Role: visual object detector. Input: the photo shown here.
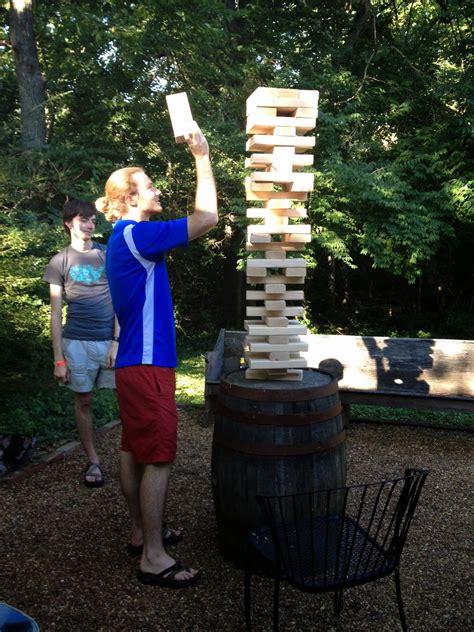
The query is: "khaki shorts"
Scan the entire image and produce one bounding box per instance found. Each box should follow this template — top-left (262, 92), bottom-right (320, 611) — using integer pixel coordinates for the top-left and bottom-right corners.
top-left (62, 338), bottom-right (116, 392)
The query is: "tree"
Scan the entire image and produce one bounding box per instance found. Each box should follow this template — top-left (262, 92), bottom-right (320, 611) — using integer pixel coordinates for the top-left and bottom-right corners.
top-left (9, 0), bottom-right (46, 149)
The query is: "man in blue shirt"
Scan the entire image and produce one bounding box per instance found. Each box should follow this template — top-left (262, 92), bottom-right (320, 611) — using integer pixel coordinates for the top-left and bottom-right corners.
top-left (96, 122), bottom-right (217, 588)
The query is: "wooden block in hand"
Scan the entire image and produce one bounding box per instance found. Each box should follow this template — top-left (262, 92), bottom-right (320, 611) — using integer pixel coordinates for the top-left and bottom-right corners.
top-left (166, 92), bottom-right (194, 144)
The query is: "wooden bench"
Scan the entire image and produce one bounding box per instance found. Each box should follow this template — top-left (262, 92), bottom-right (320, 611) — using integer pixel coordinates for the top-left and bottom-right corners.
top-left (204, 329), bottom-right (474, 425)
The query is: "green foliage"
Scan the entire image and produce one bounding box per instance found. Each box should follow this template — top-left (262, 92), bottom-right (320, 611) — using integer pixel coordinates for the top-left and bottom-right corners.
top-left (352, 405), bottom-right (474, 430)
top-left (0, 218), bottom-right (60, 390)
top-left (0, 388), bottom-right (118, 446)
top-left (0, 0), bottom-right (472, 398)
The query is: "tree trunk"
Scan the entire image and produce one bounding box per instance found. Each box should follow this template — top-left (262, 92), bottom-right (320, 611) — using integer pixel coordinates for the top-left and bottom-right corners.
top-left (9, 0), bottom-right (46, 149)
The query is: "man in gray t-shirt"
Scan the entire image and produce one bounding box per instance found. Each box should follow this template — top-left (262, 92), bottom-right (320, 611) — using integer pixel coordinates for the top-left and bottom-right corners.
top-left (43, 200), bottom-right (119, 487)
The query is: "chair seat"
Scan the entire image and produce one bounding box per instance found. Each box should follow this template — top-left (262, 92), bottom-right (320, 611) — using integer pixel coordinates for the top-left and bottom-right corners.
top-left (245, 469), bottom-right (429, 631)
top-left (250, 514), bottom-right (397, 592)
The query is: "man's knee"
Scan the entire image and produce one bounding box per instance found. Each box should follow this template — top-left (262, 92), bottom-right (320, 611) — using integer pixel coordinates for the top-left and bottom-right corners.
top-left (75, 391), bottom-right (92, 412)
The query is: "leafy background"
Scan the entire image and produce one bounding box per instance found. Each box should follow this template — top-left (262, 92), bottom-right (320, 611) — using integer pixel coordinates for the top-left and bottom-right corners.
top-left (0, 0), bottom-right (472, 436)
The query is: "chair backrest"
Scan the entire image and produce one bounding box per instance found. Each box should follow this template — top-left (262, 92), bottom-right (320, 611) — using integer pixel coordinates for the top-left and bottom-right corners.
top-left (256, 468), bottom-right (429, 591)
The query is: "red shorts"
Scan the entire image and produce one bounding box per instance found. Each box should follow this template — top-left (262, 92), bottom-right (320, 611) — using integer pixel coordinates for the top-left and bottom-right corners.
top-left (116, 366), bottom-right (178, 464)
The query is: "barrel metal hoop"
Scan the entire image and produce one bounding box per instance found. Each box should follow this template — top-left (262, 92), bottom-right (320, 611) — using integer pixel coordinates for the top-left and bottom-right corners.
top-left (216, 401), bottom-right (342, 426)
top-left (212, 429), bottom-right (346, 456)
top-left (219, 371), bottom-right (338, 401)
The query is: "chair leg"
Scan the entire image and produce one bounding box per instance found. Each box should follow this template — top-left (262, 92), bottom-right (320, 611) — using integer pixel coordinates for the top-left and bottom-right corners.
top-left (334, 589), bottom-right (344, 617)
top-left (273, 577), bottom-right (280, 632)
top-left (394, 567), bottom-right (408, 632)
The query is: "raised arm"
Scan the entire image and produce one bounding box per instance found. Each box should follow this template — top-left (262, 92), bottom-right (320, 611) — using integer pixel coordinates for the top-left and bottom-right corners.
top-left (184, 123), bottom-right (218, 241)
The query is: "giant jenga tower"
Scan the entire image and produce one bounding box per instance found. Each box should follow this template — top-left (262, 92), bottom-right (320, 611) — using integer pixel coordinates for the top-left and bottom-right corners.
top-left (244, 87), bottom-right (319, 381)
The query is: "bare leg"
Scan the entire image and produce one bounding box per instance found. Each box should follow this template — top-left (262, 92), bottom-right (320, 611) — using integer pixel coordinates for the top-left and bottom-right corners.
top-left (139, 462), bottom-right (198, 581)
top-left (74, 391), bottom-right (99, 466)
top-left (120, 450), bottom-right (143, 546)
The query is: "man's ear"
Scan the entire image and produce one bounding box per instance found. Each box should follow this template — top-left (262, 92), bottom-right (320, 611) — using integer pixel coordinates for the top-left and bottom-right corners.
top-left (126, 192), bottom-right (138, 207)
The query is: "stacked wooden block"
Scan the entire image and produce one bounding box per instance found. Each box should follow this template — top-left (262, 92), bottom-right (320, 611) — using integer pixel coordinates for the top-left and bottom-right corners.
top-left (244, 87), bottom-right (319, 380)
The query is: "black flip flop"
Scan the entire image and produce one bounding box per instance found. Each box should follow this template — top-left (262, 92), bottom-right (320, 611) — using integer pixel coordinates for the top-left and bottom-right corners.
top-left (137, 562), bottom-right (202, 588)
top-left (83, 462), bottom-right (104, 488)
top-left (126, 524), bottom-right (184, 556)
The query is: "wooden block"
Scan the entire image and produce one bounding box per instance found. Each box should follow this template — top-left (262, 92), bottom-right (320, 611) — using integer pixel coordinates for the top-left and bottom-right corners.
top-left (268, 215), bottom-right (289, 226)
top-left (269, 351), bottom-right (291, 361)
top-left (246, 351), bottom-right (269, 360)
top-left (266, 250), bottom-right (286, 260)
top-left (246, 135), bottom-right (316, 152)
top-left (252, 107), bottom-right (277, 116)
top-left (245, 154), bottom-right (314, 169)
top-left (245, 333), bottom-right (266, 340)
top-left (245, 368), bottom-right (303, 381)
top-left (298, 89), bottom-right (319, 102)
top-left (268, 335), bottom-right (289, 343)
top-left (247, 95), bottom-right (319, 113)
top-left (254, 273), bottom-right (305, 284)
top-left (249, 224), bottom-right (311, 235)
top-left (247, 289), bottom-right (304, 300)
top-left (246, 180), bottom-right (308, 202)
top-left (249, 341), bottom-right (308, 352)
top-left (246, 267), bottom-right (267, 277)
top-left (250, 174), bottom-right (314, 193)
top-left (165, 92), bottom-right (194, 144)
top-left (247, 324), bottom-right (307, 336)
top-left (283, 234), bottom-right (312, 243)
top-left (246, 87), bottom-right (300, 113)
top-left (247, 242), bottom-right (305, 252)
top-left (290, 174), bottom-right (315, 192)
top-left (286, 266), bottom-right (306, 276)
top-left (264, 306), bottom-right (303, 317)
top-left (248, 358), bottom-right (308, 369)
top-left (248, 232), bottom-right (271, 244)
top-left (265, 300), bottom-right (286, 310)
top-left (246, 116), bottom-right (317, 135)
top-left (247, 275), bottom-right (305, 286)
top-left (266, 199), bottom-right (293, 209)
top-left (273, 126), bottom-right (296, 136)
top-left (258, 290), bottom-right (304, 300)
top-left (265, 284), bottom-right (287, 294)
top-left (245, 178), bottom-right (273, 192)
top-left (264, 299), bottom-right (290, 316)
top-left (247, 276), bottom-right (266, 285)
top-left (247, 207), bottom-right (307, 219)
top-left (247, 258), bottom-right (306, 269)
top-left (265, 316), bottom-right (289, 327)
top-left (251, 172), bottom-right (298, 183)
top-left (246, 189), bottom-right (309, 202)
top-left (271, 146), bottom-right (296, 172)
top-left (295, 107), bottom-right (318, 117)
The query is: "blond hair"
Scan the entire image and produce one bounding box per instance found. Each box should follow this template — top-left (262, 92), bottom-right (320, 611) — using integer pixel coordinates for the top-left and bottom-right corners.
top-left (95, 167), bottom-right (144, 222)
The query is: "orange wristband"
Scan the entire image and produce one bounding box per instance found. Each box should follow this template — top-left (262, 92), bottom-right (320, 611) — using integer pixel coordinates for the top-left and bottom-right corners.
top-left (54, 359), bottom-right (67, 367)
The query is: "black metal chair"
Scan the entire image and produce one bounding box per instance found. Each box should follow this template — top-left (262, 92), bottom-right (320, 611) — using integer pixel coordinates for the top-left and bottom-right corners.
top-left (244, 468), bottom-right (429, 631)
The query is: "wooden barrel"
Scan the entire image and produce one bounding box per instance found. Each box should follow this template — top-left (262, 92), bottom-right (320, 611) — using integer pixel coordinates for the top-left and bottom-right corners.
top-left (211, 368), bottom-right (347, 565)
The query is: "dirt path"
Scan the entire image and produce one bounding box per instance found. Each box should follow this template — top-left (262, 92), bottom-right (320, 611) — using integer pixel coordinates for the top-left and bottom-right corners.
top-left (1, 412), bottom-right (472, 631)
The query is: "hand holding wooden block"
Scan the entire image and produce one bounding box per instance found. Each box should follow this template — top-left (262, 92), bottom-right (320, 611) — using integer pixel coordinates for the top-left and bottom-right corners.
top-left (166, 92), bottom-right (194, 144)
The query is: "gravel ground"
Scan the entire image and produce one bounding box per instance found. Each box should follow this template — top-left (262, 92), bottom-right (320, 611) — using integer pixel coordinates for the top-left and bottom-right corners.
top-left (1, 410), bottom-right (472, 632)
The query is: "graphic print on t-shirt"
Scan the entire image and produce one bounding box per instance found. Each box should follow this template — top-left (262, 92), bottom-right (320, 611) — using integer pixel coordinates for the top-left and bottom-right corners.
top-left (70, 264), bottom-right (105, 284)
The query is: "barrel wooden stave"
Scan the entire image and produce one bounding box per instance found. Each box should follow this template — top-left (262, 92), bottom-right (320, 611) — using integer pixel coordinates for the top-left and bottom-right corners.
top-left (211, 369), bottom-right (347, 564)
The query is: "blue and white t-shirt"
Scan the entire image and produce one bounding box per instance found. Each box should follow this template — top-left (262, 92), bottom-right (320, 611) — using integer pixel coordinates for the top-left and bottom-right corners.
top-left (106, 218), bottom-right (188, 369)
